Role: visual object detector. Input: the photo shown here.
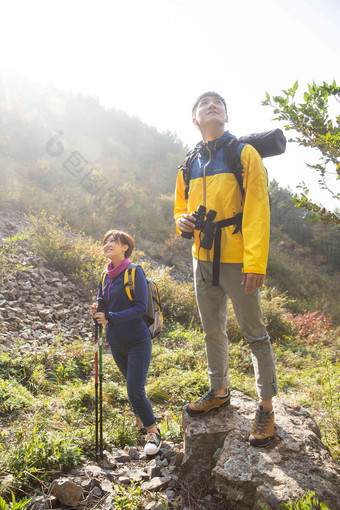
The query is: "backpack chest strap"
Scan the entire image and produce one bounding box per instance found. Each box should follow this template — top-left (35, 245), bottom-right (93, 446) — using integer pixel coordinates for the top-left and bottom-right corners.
top-left (212, 212), bottom-right (243, 286)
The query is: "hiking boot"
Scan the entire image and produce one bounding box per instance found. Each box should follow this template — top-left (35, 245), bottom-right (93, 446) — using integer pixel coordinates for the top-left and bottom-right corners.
top-left (186, 389), bottom-right (231, 416)
top-left (249, 406), bottom-right (274, 447)
top-left (144, 428), bottom-right (162, 455)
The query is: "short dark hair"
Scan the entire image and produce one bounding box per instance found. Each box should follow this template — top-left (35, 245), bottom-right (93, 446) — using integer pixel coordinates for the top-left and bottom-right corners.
top-left (103, 230), bottom-right (135, 258)
top-left (192, 92), bottom-right (227, 116)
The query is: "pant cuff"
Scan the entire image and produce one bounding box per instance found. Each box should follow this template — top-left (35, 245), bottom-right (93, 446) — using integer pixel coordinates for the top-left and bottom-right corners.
top-left (209, 376), bottom-right (230, 391)
top-left (257, 381), bottom-right (278, 400)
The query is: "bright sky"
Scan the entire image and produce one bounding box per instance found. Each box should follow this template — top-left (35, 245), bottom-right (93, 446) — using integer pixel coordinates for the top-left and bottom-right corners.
top-left (1, 0), bottom-right (339, 209)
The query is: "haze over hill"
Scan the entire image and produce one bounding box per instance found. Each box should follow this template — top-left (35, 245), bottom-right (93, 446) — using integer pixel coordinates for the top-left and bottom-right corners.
top-left (0, 76), bottom-right (339, 322)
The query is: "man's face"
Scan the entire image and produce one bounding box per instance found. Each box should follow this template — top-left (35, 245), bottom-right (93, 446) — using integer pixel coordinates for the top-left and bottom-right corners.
top-left (192, 96), bottom-right (228, 130)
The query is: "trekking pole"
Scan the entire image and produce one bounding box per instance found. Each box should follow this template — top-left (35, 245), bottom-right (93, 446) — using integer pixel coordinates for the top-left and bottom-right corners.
top-left (97, 297), bottom-right (107, 460)
top-left (94, 318), bottom-right (99, 460)
top-left (98, 322), bottom-right (103, 459)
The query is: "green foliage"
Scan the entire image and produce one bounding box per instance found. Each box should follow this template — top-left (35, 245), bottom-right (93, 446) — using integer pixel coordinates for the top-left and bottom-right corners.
top-left (113, 483), bottom-right (144, 509)
top-left (148, 266), bottom-right (200, 327)
top-left (269, 180), bottom-right (340, 271)
top-left (0, 493), bottom-right (31, 510)
top-left (3, 423), bottom-right (83, 488)
top-left (146, 369), bottom-right (209, 409)
top-left (61, 380), bottom-right (127, 413)
top-left (226, 286), bottom-right (295, 344)
top-left (258, 490), bottom-right (332, 509)
top-left (159, 409), bottom-right (182, 441)
top-left (267, 243), bottom-right (340, 323)
top-left (0, 233), bottom-right (30, 284)
top-left (26, 210), bottom-right (106, 290)
top-left (0, 378), bottom-right (35, 413)
top-left (263, 81), bottom-right (340, 225)
top-left (105, 409), bottom-right (140, 448)
top-left (0, 340), bottom-right (93, 394)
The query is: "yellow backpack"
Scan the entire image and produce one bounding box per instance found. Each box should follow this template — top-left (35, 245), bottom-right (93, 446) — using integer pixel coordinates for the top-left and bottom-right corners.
top-left (101, 264), bottom-right (163, 339)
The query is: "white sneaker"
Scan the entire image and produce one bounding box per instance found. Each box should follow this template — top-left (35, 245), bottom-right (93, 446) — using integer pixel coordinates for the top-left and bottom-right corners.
top-left (144, 428), bottom-right (162, 455)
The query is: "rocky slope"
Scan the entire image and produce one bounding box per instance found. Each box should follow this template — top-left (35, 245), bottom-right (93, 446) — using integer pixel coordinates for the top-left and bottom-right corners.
top-left (0, 208), bottom-right (222, 510)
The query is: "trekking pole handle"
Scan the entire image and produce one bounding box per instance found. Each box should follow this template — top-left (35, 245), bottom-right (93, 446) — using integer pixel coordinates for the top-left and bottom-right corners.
top-left (97, 297), bottom-right (108, 319)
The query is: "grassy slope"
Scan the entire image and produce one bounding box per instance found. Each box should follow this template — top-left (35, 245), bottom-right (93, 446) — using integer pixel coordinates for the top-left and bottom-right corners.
top-left (0, 217), bottom-right (339, 501)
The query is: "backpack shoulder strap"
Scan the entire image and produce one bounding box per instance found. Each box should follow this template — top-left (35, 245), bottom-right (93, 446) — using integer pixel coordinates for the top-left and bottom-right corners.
top-left (178, 144), bottom-right (202, 200)
top-left (100, 269), bottom-right (107, 295)
top-left (223, 138), bottom-right (246, 200)
top-left (123, 263), bottom-right (139, 301)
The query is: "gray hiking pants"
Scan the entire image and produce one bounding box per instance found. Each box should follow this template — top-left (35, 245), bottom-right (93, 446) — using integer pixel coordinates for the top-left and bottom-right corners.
top-left (193, 259), bottom-right (278, 400)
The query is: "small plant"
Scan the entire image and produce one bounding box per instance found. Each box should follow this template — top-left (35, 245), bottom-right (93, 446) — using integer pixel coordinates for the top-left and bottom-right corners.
top-left (159, 408), bottom-right (182, 441)
top-left (0, 493), bottom-right (31, 510)
top-left (107, 408), bottom-right (139, 448)
top-left (113, 483), bottom-right (144, 509)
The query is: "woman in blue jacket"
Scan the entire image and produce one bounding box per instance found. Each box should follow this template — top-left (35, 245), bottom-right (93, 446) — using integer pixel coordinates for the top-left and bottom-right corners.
top-left (90, 230), bottom-right (161, 455)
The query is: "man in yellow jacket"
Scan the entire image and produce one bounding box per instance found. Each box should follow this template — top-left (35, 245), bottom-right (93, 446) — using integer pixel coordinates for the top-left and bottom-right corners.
top-left (174, 92), bottom-right (278, 446)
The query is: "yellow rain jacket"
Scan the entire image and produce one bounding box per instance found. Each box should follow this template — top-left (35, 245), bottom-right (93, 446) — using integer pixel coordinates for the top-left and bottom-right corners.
top-left (174, 132), bottom-right (270, 274)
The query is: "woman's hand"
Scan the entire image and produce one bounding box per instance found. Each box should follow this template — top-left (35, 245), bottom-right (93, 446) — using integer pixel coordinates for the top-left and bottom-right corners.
top-left (90, 303), bottom-right (98, 317)
top-left (94, 312), bottom-right (108, 325)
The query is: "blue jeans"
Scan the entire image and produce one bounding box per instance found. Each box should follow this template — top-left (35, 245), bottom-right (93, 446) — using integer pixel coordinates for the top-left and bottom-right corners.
top-left (109, 337), bottom-right (155, 429)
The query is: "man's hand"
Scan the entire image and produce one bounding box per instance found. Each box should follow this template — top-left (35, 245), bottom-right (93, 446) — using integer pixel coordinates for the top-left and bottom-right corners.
top-left (241, 273), bottom-right (265, 294)
top-left (178, 213), bottom-right (196, 233)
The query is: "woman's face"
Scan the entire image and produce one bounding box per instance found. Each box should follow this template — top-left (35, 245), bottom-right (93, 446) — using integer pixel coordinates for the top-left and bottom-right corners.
top-left (103, 235), bottom-right (128, 261)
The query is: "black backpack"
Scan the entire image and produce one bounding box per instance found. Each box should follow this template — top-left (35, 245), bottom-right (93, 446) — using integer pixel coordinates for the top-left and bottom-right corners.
top-left (178, 128), bottom-right (286, 203)
top-left (178, 129), bottom-right (286, 285)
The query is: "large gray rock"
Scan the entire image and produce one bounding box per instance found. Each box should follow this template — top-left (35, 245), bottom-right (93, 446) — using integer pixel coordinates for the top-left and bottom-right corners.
top-left (50, 479), bottom-right (83, 507)
top-left (181, 390), bottom-right (340, 509)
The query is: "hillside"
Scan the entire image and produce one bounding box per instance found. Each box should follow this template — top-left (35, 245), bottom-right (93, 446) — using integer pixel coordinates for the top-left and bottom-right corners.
top-left (1, 76), bottom-right (339, 324)
top-left (0, 208), bottom-right (339, 509)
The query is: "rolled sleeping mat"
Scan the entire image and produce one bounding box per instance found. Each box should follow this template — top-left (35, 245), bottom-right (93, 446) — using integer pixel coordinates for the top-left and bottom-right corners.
top-left (238, 128), bottom-right (287, 158)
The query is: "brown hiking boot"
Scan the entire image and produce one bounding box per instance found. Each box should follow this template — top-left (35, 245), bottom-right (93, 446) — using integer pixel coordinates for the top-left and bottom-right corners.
top-left (249, 406), bottom-right (274, 447)
top-left (186, 389), bottom-right (231, 416)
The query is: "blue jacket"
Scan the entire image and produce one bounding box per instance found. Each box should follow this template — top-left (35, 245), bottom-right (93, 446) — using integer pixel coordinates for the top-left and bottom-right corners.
top-left (98, 266), bottom-right (151, 345)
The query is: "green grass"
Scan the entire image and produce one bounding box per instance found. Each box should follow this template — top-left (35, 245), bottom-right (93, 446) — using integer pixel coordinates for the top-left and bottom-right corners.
top-left (0, 217), bottom-right (339, 506)
top-left (1, 321), bottom-right (339, 497)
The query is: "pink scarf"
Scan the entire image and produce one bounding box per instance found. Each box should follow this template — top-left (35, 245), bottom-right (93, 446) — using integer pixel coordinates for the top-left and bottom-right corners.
top-left (104, 258), bottom-right (131, 298)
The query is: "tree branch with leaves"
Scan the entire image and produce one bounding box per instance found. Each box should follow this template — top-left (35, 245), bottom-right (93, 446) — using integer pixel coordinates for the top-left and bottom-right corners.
top-left (262, 80), bottom-right (340, 225)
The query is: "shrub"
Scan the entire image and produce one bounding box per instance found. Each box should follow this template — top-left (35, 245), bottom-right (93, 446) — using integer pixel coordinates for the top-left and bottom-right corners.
top-left (290, 310), bottom-right (333, 343)
top-left (146, 369), bottom-right (209, 409)
top-left (61, 380), bottom-right (127, 414)
top-left (26, 210), bottom-right (106, 290)
top-left (113, 484), bottom-right (144, 510)
top-left (148, 266), bottom-right (199, 327)
top-left (4, 423), bottom-right (83, 488)
top-left (0, 233), bottom-right (30, 284)
top-left (0, 378), bottom-right (35, 413)
top-left (226, 286), bottom-right (295, 344)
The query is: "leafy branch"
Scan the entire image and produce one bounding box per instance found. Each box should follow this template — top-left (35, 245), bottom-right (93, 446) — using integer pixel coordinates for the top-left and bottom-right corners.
top-left (262, 80), bottom-right (340, 226)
